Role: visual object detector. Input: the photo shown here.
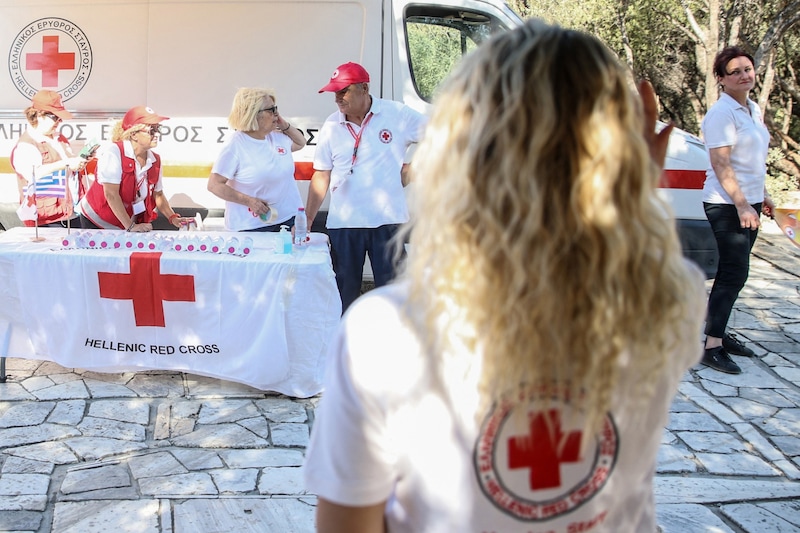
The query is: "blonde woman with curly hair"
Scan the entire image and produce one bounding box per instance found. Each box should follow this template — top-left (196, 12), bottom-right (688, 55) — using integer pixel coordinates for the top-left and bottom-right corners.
top-left (304, 19), bottom-right (705, 532)
top-left (80, 106), bottom-right (185, 231)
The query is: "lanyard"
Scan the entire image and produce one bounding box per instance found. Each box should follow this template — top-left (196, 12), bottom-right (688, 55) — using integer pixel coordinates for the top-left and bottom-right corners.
top-left (345, 112), bottom-right (373, 174)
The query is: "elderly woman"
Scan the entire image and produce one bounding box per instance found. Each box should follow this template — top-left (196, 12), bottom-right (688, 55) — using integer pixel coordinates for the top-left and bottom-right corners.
top-left (11, 90), bottom-right (85, 227)
top-left (207, 87), bottom-right (306, 232)
top-left (80, 106), bottom-right (184, 232)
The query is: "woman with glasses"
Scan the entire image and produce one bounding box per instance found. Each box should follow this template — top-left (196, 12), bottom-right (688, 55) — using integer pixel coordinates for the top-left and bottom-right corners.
top-left (11, 90), bottom-right (86, 228)
top-left (207, 87), bottom-right (306, 232)
top-left (80, 106), bottom-right (185, 232)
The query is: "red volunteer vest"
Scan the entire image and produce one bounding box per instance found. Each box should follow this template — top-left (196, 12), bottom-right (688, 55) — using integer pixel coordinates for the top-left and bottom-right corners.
top-left (82, 142), bottom-right (160, 229)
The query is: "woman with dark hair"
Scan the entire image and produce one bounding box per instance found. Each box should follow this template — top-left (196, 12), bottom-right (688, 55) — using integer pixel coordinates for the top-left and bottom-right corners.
top-left (700, 46), bottom-right (775, 374)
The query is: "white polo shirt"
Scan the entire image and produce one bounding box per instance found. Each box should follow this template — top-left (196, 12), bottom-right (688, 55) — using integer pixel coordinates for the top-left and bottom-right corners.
top-left (211, 130), bottom-right (301, 231)
top-left (701, 92), bottom-right (770, 204)
top-left (313, 97), bottom-right (427, 229)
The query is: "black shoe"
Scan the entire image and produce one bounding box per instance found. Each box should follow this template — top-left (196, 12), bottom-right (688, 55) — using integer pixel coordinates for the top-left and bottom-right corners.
top-left (722, 333), bottom-right (756, 357)
top-left (701, 346), bottom-right (742, 374)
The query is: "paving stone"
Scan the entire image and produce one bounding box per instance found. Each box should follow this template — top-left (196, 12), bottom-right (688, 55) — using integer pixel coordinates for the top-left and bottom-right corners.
top-left (769, 436), bottom-right (800, 456)
top-left (61, 437), bottom-right (147, 461)
top-left (657, 503), bottom-right (734, 533)
top-left (720, 397), bottom-right (779, 420)
top-left (0, 423), bottom-right (80, 448)
top-left (256, 398), bottom-right (309, 422)
top-left (732, 423), bottom-right (785, 461)
top-left (61, 464), bottom-right (131, 495)
top-left (270, 423), bottom-right (309, 447)
top-left (172, 498), bottom-right (315, 533)
top-left (695, 365), bottom-right (788, 389)
top-left (0, 494), bottom-right (47, 511)
top-left (51, 500), bottom-right (159, 533)
top-left (209, 468), bottom-right (258, 493)
top-left (0, 473), bottom-right (50, 496)
top-left (138, 472), bottom-right (217, 496)
top-left (88, 400), bottom-right (150, 425)
top-left (219, 448), bottom-right (305, 468)
top-left (0, 383), bottom-right (36, 401)
top-left (82, 379), bottom-right (138, 399)
top-left (170, 448), bottom-right (224, 471)
top-left (77, 416), bottom-right (145, 442)
top-left (739, 387), bottom-right (796, 408)
top-left (258, 466), bottom-right (306, 495)
top-left (170, 423), bottom-right (269, 448)
top-left (753, 415), bottom-right (800, 437)
top-left (677, 431), bottom-right (747, 453)
top-left (2, 441), bottom-right (79, 465)
top-left (20, 376), bottom-right (56, 392)
top-left (153, 403), bottom-right (170, 440)
top-left (0, 510), bottom-right (43, 530)
top-left (197, 399), bottom-right (260, 424)
top-left (128, 451), bottom-right (187, 479)
top-left (695, 453), bottom-right (782, 476)
top-left (666, 412), bottom-right (726, 432)
top-left (47, 400), bottom-right (86, 426)
top-left (125, 374), bottom-right (185, 397)
top-left (1, 456), bottom-right (54, 475)
top-left (30, 380), bottom-right (90, 400)
top-left (758, 500), bottom-right (800, 527)
top-left (656, 444), bottom-right (697, 474)
top-left (185, 374), bottom-right (267, 397)
top-left (237, 416), bottom-right (271, 439)
top-left (721, 502), bottom-right (799, 532)
top-left (700, 381), bottom-right (739, 397)
top-left (773, 366), bottom-right (800, 384)
top-left (0, 402), bottom-right (55, 428)
top-left (655, 477), bottom-right (800, 504)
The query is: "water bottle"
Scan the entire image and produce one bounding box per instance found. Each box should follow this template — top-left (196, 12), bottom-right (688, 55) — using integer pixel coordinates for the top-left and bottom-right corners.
top-left (294, 207), bottom-right (307, 245)
top-left (278, 225), bottom-right (292, 254)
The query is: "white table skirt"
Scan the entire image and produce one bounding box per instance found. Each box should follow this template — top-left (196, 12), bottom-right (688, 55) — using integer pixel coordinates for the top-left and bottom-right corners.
top-left (0, 227), bottom-right (341, 397)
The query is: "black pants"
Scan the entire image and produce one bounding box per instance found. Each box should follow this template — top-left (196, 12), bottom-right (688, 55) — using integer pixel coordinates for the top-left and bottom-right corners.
top-left (328, 224), bottom-right (403, 313)
top-left (704, 202), bottom-right (761, 338)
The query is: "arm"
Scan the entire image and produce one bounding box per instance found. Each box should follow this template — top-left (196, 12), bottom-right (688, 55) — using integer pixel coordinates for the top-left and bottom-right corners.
top-left (207, 172), bottom-right (270, 217)
top-left (276, 115), bottom-right (307, 152)
top-left (102, 182), bottom-right (150, 232)
top-left (305, 169), bottom-right (331, 227)
top-left (708, 146), bottom-right (761, 229)
top-left (153, 189), bottom-right (181, 228)
top-left (316, 499), bottom-right (386, 533)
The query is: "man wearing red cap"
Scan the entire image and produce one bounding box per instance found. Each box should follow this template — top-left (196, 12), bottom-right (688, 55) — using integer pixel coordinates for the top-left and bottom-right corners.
top-left (11, 90), bottom-right (86, 227)
top-left (80, 105), bottom-right (185, 231)
top-left (306, 62), bottom-right (428, 312)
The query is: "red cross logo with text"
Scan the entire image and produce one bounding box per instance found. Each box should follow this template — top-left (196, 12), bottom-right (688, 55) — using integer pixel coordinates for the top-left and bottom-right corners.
top-left (26, 36), bottom-right (75, 87)
top-left (508, 409), bottom-right (582, 490)
top-left (98, 252), bottom-right (195, 327)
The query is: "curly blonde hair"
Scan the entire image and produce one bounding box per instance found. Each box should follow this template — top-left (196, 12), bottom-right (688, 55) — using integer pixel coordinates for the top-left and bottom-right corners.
top-left (401, 20), bottom-right (700, 437)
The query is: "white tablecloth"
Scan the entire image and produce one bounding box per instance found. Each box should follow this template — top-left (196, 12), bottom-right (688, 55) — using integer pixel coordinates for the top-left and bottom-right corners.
top-left (0, 227), bottom-right (341, 397)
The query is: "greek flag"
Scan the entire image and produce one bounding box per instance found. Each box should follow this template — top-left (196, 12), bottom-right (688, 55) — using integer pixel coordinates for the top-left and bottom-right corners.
top-left (30, 169), bottom-right (67, 198)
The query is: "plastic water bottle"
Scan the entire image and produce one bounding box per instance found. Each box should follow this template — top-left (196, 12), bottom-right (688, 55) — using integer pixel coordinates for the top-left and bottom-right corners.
top-left (278, 225), bottom-right (292, 254)
top-left (294, 207), bottom-right (307, 245)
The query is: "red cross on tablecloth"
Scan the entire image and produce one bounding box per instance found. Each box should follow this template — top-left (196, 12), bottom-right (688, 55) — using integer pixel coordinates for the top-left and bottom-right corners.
top-left (98, 252), bottom-right (195, 327)
top-left (508, 409), bottom-right (583, 490)
top-left (26, 35), bottom-right (75, 87)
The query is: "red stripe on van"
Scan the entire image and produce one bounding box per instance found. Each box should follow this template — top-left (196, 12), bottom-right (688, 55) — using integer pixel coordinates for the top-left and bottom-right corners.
top-left (294, 162), bottom-right (314, 181)
top-left (660, 169), bottom-right (705, 189)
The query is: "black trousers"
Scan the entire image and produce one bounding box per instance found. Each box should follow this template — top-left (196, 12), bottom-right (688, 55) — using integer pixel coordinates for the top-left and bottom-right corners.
top-left (703, 202), bottom-right (761, 338)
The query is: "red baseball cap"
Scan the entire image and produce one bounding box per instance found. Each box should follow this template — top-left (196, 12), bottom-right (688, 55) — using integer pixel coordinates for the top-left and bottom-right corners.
top-left (31, 90), bottom-right (73, 120)
top-left (319, 62), bottom-right (370, 93)
top-left (122, 106), bottom-right (169, 130)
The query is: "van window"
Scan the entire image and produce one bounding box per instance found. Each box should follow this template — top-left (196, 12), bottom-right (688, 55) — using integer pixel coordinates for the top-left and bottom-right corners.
top-left (405, 5), bottom-right (505, 102)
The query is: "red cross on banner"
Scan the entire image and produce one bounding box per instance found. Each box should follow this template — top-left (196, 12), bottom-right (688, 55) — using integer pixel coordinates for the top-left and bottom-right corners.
top-left (98, 252), bottom-right (196, 327)
top-left (26, 35), bottom-right (75, 87)
top-left (508, 409), bottom-right (583, 490)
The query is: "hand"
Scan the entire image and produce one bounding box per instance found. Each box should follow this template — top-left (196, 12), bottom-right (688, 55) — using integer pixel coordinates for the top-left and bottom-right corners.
top-left (247, 197), bottom-right (270, 217)
top-left (762, 196), bottom-right (775, 219)
top-left (66, 157), bottom-right (86, 171)
top-left (637, 80), bottom-right (673, 169)
top-left (736, 203), bottom-right (761, 230)
top-left (130, 223), bottom-right (153, 233)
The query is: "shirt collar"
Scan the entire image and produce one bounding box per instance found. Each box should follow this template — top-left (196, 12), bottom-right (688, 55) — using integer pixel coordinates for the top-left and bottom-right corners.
top-left (338, 95), bottom-right (380, 124)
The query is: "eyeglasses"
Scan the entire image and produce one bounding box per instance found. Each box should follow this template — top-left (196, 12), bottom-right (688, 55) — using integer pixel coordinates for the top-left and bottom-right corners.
top-left (259, 105), bottom-right (279, 115)
top-left (141, 125), bottom-right (161, 136)
top-left (43, 112), bottom-right (62, 123)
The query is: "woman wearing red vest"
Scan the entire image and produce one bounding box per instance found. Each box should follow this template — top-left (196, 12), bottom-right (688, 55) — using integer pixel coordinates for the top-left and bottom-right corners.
top-left (11, 90), bottom-right (86, 227)
top-left (80, 106), bottom-right (185, 232)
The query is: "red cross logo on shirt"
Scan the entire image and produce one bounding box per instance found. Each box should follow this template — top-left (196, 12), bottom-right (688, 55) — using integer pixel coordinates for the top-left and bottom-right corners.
top-left (379, 129), bottom-right (392, 143)
top-left (508, 409), bottom-right (583, 490)
top-left (98, 252), bottom-right (195, 327)
top-left (26, 36), bottom-right (75, 87)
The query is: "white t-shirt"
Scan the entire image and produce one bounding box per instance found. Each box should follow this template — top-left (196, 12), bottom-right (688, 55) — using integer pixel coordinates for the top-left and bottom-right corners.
top-left (313, 97), bottom-right (427, 229)
top-left (701, 92), bottom-right (770, 204)
top-left (211, 130), bottom-right (301, 231)
top-left (304, 271), bottom-right (705, 532)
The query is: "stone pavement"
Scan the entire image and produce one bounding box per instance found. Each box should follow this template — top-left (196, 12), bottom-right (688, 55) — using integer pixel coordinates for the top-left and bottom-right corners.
top-left (0, 229), bottom-right (799, 533)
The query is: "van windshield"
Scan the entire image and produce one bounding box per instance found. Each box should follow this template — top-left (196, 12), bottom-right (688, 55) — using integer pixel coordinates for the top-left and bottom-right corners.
top-left (405, 6), bottom-right (508, 102)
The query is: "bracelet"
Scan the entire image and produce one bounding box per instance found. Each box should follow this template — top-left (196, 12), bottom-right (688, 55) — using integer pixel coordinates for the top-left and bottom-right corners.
top-left (126, 220), bottom-right (136, 232)
top-left (281, 123), bottom-right (291, 133)
top-left (169, 213), bottom-right (180, 223)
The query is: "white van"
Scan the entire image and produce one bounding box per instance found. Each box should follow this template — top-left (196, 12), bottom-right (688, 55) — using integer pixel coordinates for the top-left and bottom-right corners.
top-left (0, 0), bottom-right (716, 275)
